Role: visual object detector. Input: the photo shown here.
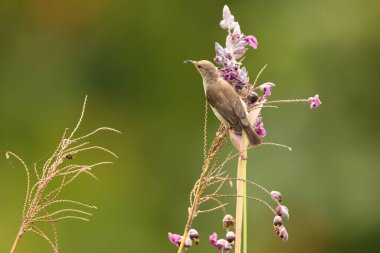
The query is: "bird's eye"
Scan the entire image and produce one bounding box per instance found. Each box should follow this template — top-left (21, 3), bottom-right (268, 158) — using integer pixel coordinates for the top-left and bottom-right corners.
top-left (197, 64), bottom-right (202, 69)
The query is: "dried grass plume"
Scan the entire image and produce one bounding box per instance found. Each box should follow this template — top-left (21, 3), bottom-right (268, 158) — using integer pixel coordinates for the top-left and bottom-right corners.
top-left (8, 96), bottom-right (120, 253)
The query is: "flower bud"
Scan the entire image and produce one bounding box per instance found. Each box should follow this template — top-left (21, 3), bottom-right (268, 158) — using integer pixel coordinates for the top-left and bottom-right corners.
top-left (189, 229), bottom-right (200, 245)
top-left (254, 117), bottom-right (267, 138)
top-left (244, 35), bottom-right (258, 49)
top-left (226, 231), bottom-right (236, 243)
top-left (216, 239), bottom-right (230, 250)
top-left (184, 236), bottom-right (192, 248)
top-left (308, 94), bottom-right (322, 109)
top-left (214, 56), bottom-right (223, 65)
top-left (259, 82), bottom-right (275, 99)
top-left (278, 226), bottom-right (289, 242)
top-left (209, 233), bottom-right (218, 247)
top-left (222, 241), bottom-right (232, 253)
top-left (223, 214), bottom-right (234, 229)
top-left (273, 215), bottom-right (283, 227)
top-left (168, 232), bottom-right (182, 247)
top-left (270, 191), bottom-right (282, 202)
top-left (247, 92), bottom-right (259, 105)
top-left (275, 205), bottom-right (289, 220)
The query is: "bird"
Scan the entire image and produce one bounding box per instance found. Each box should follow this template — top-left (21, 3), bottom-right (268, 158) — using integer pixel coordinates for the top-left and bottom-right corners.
top-left (185, 60), bottom-right (261, 146)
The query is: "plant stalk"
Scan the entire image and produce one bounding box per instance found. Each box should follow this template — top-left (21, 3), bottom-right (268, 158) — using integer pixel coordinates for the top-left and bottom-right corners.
top-left (235, 134), bottom-right (248, 253)
top-left (10, 225), bottom-right (25, 253)
top-left (177, 126), bottom-right (226, 253)
top-left (177, 161), bottom-right (209, 253)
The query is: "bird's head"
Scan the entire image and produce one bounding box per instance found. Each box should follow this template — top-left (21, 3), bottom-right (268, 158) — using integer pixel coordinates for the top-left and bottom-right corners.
top-left (184, 60), bottom-right (219, 83)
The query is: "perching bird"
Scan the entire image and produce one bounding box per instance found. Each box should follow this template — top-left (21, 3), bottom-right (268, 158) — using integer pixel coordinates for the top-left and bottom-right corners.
top-left (185, 60), bottom-right (261, 146)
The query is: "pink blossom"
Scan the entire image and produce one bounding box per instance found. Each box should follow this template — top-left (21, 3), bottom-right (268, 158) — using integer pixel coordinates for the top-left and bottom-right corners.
top-left (168, 232), bottom-right (182, 247)
top-left (244, 35), bottom-right (258, 49)
top-left (214, 55), bottom-right (223, 65)
top-left (273, 215), bottom-right (283, 227)
top-left (210, 232), bottom-right (232, 252)
top-left (220, 5), bottom-right (238, 30)
top-left (216, 239), bottom-right (232, 251)
top-left (275, 205), bottom-right (290, 220)
top-left (226, 231), bottom-right (236, 243)
top-left (226, 30), bottom-right (248, 59)
top-left (209, 233), bottom-right (218, 247)
top-left (259, 82), bottom-right (275, 99)
top-left (308, 94), bottom-right (322, 109)
top-left (188, 229), bottom-right (199, 240)
top-left (254, 117), bottom-right (267, 138)
top-left (215, 42), bottom-right (225, 56)
top-left (184, 237), bottom-right (192, 248)
top-left (270, 190), bottom-right (282, 202)
top-left (189, 229), bottom-right (200, 245)
top-left (278, 226), bottom-right (289, 242)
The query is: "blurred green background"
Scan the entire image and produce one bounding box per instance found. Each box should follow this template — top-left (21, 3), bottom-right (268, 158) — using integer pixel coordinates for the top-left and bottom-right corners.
top-left (0, 0), bottom-right (379, 252)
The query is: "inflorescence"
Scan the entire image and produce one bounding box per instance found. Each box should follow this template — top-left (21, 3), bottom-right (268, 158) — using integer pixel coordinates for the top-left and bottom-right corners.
top-left (169, 4), bottom-right (321, 252)
top-left (214, 5), bottom-right (321, 140)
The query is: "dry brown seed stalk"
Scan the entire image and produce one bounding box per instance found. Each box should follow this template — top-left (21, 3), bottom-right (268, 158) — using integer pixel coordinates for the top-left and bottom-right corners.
top-left (8, 96), bottom-right (120, 253)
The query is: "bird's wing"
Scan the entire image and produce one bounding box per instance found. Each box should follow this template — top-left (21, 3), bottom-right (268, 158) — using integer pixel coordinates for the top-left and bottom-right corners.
top-left (230, 95), bottom-right (250, 128)
top-left (206, 87), bottom-right (241, 129)
top-left (226, 88), bottom-right (261, 145)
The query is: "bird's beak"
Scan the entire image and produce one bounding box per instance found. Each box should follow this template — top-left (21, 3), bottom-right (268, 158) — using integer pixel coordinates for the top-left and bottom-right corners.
top-left (184, 60), bottom-right (196, 64)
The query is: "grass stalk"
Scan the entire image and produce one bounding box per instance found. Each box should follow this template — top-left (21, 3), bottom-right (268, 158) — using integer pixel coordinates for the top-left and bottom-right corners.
top-left (235, 133), bottom-right (248, 253)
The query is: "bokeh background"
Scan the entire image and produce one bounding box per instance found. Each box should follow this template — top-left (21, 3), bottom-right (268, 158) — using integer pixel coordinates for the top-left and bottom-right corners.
top-left (0, 0), bottom-right (379, 252)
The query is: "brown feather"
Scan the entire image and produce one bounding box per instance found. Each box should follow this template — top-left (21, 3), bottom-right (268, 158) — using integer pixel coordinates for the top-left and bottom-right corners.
top-left (206, 78), bottom-right (261, 146)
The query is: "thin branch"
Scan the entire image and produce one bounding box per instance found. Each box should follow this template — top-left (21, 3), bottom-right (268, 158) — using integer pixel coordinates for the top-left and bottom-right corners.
top-left (72, 127), bottom-right (121, 142)
top-left (32, 208), bottom-right (93, 222)
top-left (67, 146), bottom-right (118, 158)
top-left (6, 152), bottom-right (30, 219)
top-left (67, 95), bottom-right (87, 141)
top-left (30, 226), bottom-right (59, 253)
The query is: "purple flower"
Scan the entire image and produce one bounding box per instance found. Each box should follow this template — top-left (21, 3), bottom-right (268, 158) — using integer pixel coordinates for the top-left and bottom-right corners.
top-left (226, 231), bottom-right (236, 243)
top-left (209, 233), bottom-right (218, 247)
top-left (244, 35), bottom-right (258, 49)
top-left (188, 229), bottom-right (200, 245)
top-left (184, 237), bottom-right (193, 248)
top-left (214, 56), bottom-right (223, 65)
top-left (215, 42), bottom-right (225, 56)
top-left (238, 67), bottom-right (249, 83)
top-left (308, 94), bottom-right (322, 109)
top-left (216, 239), bottom-right (232, 252)
top-left (168, 232), bottom-right (182, 247)
top-left (273, 215), bottom-right (283, 227)
top-left (254, 117), bottom-right (267, 138)
top-left (220, 5), bottom-right (238, 30)
top-left (259, 82), bottom-right (276, 99)
top-left (225, 28), bottom-right (250, 59)
top-left (188, 229), bottom-right (199, 240)
top-left (275, 205), bottom-right (290, 220)
top-left (278, 226), bottom-right (289, 242)
top-left (270, 190), bottom-right (282, 202)
top-left (216, 239), bottom-right (227, 249)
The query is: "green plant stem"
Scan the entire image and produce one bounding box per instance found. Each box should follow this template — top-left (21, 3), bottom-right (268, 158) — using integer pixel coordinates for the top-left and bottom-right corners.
top-left (235, 134), bottom-right (248, 253)
top-left (243, 144), bottom-right (248, 253)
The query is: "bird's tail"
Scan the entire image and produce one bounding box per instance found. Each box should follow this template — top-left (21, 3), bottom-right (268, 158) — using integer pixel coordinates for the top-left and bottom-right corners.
top-left (242, 124), bottom-right (261, 146)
